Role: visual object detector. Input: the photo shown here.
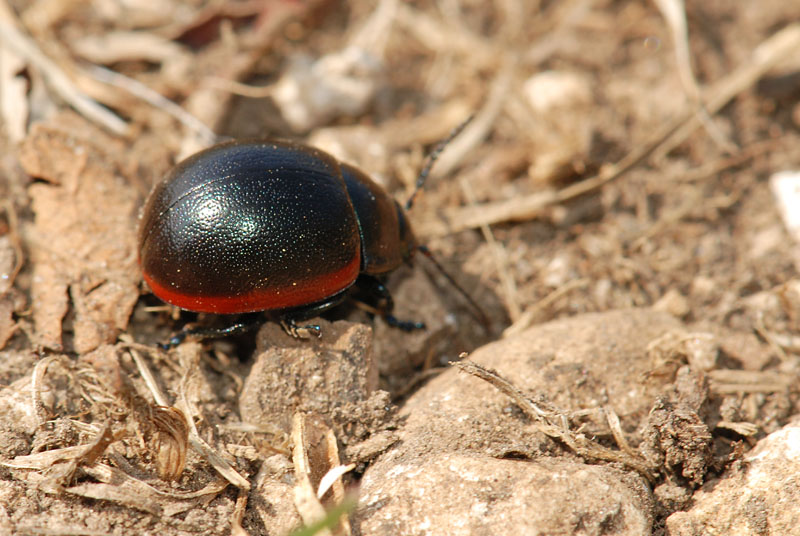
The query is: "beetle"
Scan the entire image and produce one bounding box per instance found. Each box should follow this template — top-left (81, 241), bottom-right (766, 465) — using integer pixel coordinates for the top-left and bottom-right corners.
top-left (138, 139), bottom-right (430, 343)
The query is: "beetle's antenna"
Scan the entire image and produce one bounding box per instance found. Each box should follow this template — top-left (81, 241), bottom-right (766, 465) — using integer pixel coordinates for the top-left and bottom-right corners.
top-left (404, 115), bottom-right (474, 211)
top-left (417, 244), bottom-right (491, 332)
top-left (404, 115), bottom-right (488, 330)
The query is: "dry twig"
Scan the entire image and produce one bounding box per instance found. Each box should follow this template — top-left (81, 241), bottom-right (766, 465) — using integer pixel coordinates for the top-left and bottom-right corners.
top-left (454, 360), bottom-right (656, 479)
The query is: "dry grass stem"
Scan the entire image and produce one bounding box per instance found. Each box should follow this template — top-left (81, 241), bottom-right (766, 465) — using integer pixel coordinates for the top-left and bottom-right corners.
top-left (715, 420), bottom-right (759, 436)
top-left (754, 313), bottom-right (790, 363)
top-left (604, 406), bottom-right (637, 458)
top-left (182, 1), bottom-right (313, 133)
top-left (205, 77), bottom-right (273, 98)
top-left (291, 414), bottom-right (334, 536)
top-left (317, 463), bottom-right (355, 500)
top-left (420, 24), bottom-right (800, 237)
top-left (652, 0), bottom-right (735, 152)
top-left (31, 355), bottom-right (60, 425)
top-left (654, 23), bottom-right (800, 160)
top-left (0, 43), bottom-right (27, 142)
top-left (0, 4), bottom-right (129, 136)
top-left (230, 489), bottom-right (250, 536)
top-left (68, 463), bottom-right (229, 517)
top-left (461, 179), bottom-right (521, 322)
top-left (87, 65), bottom-right (218, 146)
top-left (767, 331), bottom-right (800, 353)
top-left (502, 278), bottom-right (590, 338)
top-left (708, 369), bottom-right (794, 394)
top-left (0, 201), bottom-right (25, 294)
top-left (129, 347), bottom-right (251, 490)
top-left (429, 59), bottom-right (512, 181)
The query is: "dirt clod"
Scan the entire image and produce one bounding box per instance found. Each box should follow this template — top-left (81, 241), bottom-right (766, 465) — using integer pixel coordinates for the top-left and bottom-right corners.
top-left (666, 418), bottom-right (800, 535)
top-left (240, 319), bottom-right (382, 437)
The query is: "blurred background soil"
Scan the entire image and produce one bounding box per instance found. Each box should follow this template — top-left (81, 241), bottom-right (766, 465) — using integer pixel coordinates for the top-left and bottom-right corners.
top-left (1, 0), bottom-right (800, 535)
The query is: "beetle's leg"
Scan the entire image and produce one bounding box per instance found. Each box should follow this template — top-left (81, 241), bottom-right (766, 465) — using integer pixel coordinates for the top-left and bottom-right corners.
top-left (355, 274), bottom-right (425, 331)
top-left (160, 315), bottom-right (261, 349)
top-left (275, 289), bottom-right (349, 339)
top-left (383, 313), bottom-right (426, 332)
top-left (279, 318), bottom-right (322, 339)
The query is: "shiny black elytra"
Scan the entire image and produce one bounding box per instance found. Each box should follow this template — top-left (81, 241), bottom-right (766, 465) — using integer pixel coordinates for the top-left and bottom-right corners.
top-left (138, 140), bottom-right (423, 341)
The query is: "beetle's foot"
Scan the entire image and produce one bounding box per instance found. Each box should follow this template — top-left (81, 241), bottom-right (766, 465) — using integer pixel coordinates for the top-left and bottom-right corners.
top-left (159, 331), bottom-right (186, 350)
top-left (280, 319), bottom-right (322, 339)
top-left (384, 315), bottom-right (426, 331)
